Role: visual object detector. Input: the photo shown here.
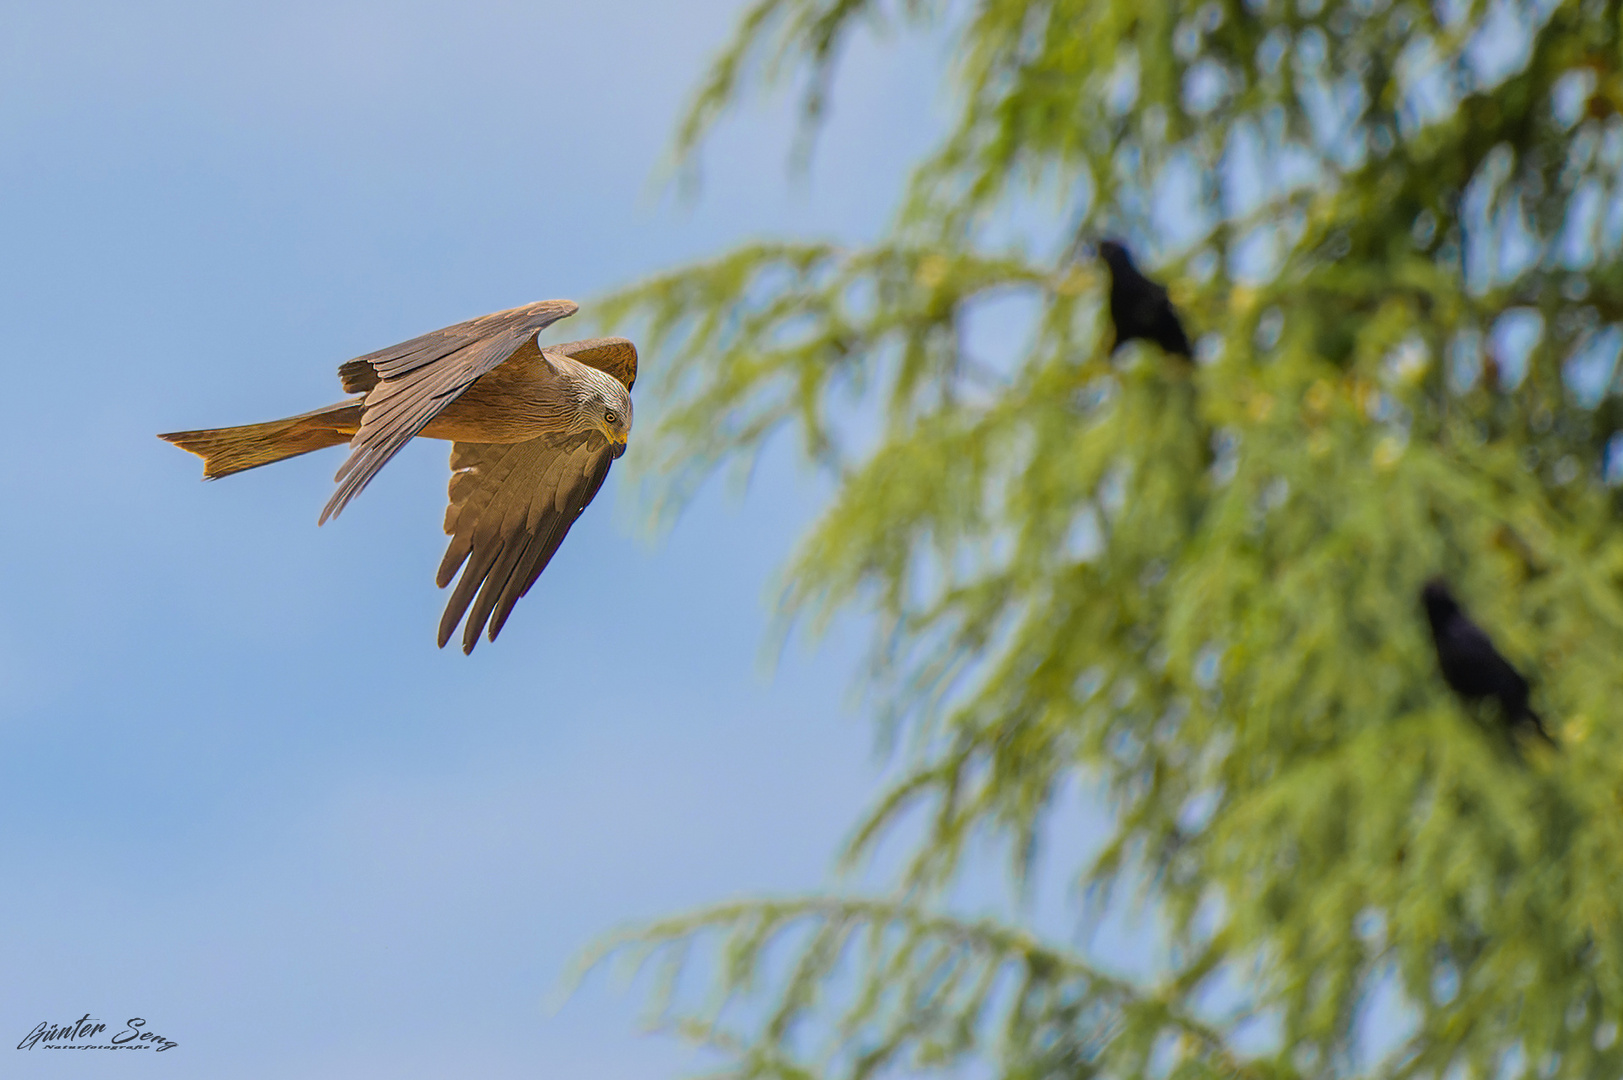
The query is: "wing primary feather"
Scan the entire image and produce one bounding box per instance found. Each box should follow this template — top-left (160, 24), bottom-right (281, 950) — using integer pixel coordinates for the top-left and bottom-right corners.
top-left (440, 441), bottom-right (559, 648)
top-left (433, 431), bottom-right (617, 651)
top-left (438, 442), bottom-right (532, 586)
top-left (456, 453), bottom-right (562, 647)
top-left (487, 449), bottom-right (615, 642)
top-left (321, 366), bottom-right (484, 524)
top-left (486, 516), bottom-right (572, 642)
top-left (462, 539), bottom-right (535, 652)
top-left (438, 534), bottom-right (507, 649)
top-left (470, 450), bottom-right (583, 644)
top-left (460, 449), bottom-right (578, 646)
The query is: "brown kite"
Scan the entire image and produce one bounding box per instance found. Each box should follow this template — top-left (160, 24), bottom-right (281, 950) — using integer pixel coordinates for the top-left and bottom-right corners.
top-left (160, 300), bottom-right (636, 653)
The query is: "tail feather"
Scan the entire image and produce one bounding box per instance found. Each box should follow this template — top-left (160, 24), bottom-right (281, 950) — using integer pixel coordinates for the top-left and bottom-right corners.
top-left (159, 399), bottom-right (364, 479)
top-left (1502, 692), bottom-right (1558, 748)
top-left (1519, 706), bottom-right (1558, 748)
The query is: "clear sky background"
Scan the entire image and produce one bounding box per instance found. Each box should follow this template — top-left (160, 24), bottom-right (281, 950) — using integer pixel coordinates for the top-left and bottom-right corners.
top-left (0, 1), bottom-right (966, 1076)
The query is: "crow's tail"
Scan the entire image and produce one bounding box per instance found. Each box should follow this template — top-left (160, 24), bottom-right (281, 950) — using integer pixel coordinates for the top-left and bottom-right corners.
top-left (159, 399), bottom-right (363, 479)
top-left (1517, 705), bottom-right (1558, 748)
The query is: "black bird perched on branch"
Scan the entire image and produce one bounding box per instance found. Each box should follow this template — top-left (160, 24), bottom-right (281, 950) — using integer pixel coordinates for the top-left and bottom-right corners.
top-left (1420, 578), bottom-right (1556, 746)
top-left (1098, 239), bottom-right (1193, 360)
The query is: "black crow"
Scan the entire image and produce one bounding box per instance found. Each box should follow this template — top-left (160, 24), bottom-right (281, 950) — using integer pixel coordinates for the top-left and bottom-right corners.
top-left (1098, 239), bottom-right (1193, 360)
top-left (1421, 578), bottom-right (1555, 746)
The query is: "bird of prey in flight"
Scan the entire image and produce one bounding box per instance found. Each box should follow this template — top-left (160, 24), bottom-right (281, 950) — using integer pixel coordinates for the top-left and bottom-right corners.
top-left (1420, 578), bottom-right (1556, 746)
top-left (1098, 239), bottom-right (1193, 360)
top-left (160, 299), bottom-right (636, 654)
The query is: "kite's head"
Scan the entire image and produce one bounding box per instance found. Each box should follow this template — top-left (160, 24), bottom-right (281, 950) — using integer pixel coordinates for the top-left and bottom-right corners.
top-left (578, 366), bottom-right (634, 454)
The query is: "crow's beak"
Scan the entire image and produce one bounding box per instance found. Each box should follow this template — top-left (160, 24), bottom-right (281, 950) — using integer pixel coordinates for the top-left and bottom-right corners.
top-left (1066, 232), bottom-right (1098, 264)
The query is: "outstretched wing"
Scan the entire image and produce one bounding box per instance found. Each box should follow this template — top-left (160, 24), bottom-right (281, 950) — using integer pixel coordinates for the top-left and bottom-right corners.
top-left (319, 299), bottom-right (580, 523)
top-left (435, 433), bottom-right (618, 653)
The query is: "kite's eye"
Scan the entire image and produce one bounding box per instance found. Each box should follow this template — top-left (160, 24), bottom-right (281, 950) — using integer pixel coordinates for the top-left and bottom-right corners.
top-left (604, 409), bottom-right (619, 425)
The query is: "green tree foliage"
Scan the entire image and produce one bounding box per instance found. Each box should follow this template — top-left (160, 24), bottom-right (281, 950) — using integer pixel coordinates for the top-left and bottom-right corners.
top-left (586, 0), bottom-right (1623, 1076)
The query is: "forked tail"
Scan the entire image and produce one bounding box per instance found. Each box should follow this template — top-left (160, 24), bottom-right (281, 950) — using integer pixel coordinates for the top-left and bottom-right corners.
top-left (159, 399), bottom-right (363, 479)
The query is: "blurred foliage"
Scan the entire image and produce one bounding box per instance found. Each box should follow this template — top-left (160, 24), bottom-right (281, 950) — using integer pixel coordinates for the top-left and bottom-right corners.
top-left (587, 0), bottom-right (1623, 1076)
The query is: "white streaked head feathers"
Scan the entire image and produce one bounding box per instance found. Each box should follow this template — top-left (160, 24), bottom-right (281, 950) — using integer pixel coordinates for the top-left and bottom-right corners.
top-left (560, 357), bottom-right (634, 445)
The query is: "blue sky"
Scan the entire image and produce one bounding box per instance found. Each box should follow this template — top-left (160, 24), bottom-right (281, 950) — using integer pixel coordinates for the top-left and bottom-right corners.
top-left (0, 2), bottom-right (959, 1076)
